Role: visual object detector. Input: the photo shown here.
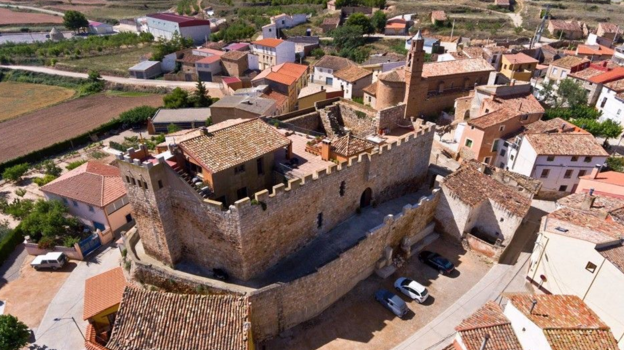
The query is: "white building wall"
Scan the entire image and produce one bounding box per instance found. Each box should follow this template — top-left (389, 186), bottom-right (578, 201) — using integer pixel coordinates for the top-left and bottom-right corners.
top-left (262, 23), bottom-right (278, 39)
top-left (248, 53), bottom-right (259, 70)
top-left (179, 25), bottom-right (211, 45)
top-left (435, 186), bottom-right (474, 241)
top-left (312, 66), bottom-right (335, 85)
top-left (275, 41), bottom-right (296, 65)
top-left (43, 193), bottom-right (109, 230)
top-left (584, 260), bottom-right (624, 347)
top-left (509, 138), bottom-right (537, 177)
top-left (530, 154), bottom-right (607, 193)
top-left (161, 52), bottom-right (177, 72)
top-left (597, 87), bottom-right (624, 124)
top-left (504, 303), bottom-right (553, 350)
top-left (146, 17), bottom-right (180, 41)
top-left (334, 77), bottom-right (353, 99)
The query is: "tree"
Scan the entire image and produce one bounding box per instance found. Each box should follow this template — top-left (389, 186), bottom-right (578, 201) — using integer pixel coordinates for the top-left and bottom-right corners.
top-left (163, 87), bottom-right (190, 109)
top-left (20, 200), bottom-right (79, 242)
top-left (152, 32), bottom-right (193, 61)
top-left (607, 156), bottom-right (624, 172)
top-left (331, 25), bottom-right (365, 51)
top-left (571, 118), bottom-right (623, 139)
top-left (311, 47), bottom-right (325, 59)
top-left (87, 70), bottom-right (102, 82)
top-left (371, 11), bottom-right (387, 33)
top-left (63, 10), bottom-right (89, 33)
top-left (539, 78), bottom-right (588, 109)
top-left (191, 79), bottom-right (212, 107)
top-left (206, 117), bottom-right (213, 127)
top-left (167, 123), bottom-right (182, 133)
top-left (118, 106), bottom-right (158, 125)
top-left (345, 13), bottom-right (374, 34)
top-left (0, 315), bottom-right (30, 350)
top-left (37, 160), bottom-right (61, 177)
top-left (2, 163), bottom-right (29, 182)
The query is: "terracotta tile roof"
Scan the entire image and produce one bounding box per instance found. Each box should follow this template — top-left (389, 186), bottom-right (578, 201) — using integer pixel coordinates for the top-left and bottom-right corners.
top-left (363, 81), bottom-right (377, 96)
top-left (503, 52), bottom-right (538, 65)
top-left (558, 192), bottom-right (624, 213)
top-left (179, 118), bottom-right (291, 173)
top-left (524, 133), bottom-right (608, 157)
top-left (330, 134), bottom-right (375, 157)
top-left (551, 56), bottom-right (589, 69)
top-left (456, 302), bottom-right (522, 350)
top-left (521, 117), bottom-right (583, 135)
top-left (265, 62), bottom-right (308, 86)
top-left (598, 243), bottom-right (624, 273)
top-left (262, 90), bottom-right (288, 110)
top-left (568, 67), bottom-right (606, 81)
top-left (495, 0), bottom-right (510, 5)
top-left (197, 55), bottom-right (221, 64)
top-left (314, 55), bottom-right (355, 71)
top-left (83, 267), bottom-right (126, 320)
top-left (577, 44), bottom-right (614, 56)
top-left (322, 17), bottom-right (340, 26)
top-left (442, 162), bottom-right (532, 217)
top-left (386, 21), bottom-right (407, 30)
top-left (41, 162), bottom-right (126, 208)
top-left (106, 288), bottom-right (250, 350)
top-left (85, 324), bottom-right (109, 350)
top-left (468, 94), bottom-right (544, 129)
top-left (252, 38), bottom-right (285, 48)
top-left (423, 58), bottom-right (494, 77)
top-left (431, 10), bottom-right (447, 21)
top-left (545, 207), bottom-right (624, 244)
top-left (378, 68), bottom-right (404, 82)
top-left (549, 20), bottom-right (583, 32)
top-left (333, 65), bottom-right (372, 83)
top-left (580, 171), bottom-right (624, 185)
top-left (598, 22), bottom-right (619, 34)
top-left (508, 294), bottom-right (619, 350)
top-left (462, 47), bottom-right (486, 59)
top-left (222, 50), bottom-right (248, 61)
top-left (604, 78), bottom-right (624, 92)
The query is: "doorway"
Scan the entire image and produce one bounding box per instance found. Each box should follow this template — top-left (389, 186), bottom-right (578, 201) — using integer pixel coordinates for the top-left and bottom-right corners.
top-left (360, 188), bottom-right (372, 208)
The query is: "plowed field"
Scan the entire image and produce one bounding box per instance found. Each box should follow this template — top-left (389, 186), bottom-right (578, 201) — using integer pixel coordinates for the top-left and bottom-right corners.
top-left (0, 92), bottom-right (163, 163)
top-left (0, 8), bottom-right (63, 25)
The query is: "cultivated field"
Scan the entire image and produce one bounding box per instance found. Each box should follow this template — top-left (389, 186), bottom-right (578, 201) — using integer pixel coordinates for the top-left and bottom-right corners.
top-left (56, 46), bottom-right (153, 77)
top-left (0, 93), bottom-right (163, 164)
top-left (0, 82), bottom-right (76, 122)
top-left (0, 7), bottom-right (63, 26)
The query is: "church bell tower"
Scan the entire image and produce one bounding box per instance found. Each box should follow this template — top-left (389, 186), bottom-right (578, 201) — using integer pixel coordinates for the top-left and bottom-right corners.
top-left (404, 30), bottom-right (428, 119)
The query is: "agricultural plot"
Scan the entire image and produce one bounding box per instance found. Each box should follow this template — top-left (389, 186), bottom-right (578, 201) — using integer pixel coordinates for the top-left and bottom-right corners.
top-left (0, 93), bottom-right (163, 164)
top-left (0, 8), bottom-right (63, 26)
top-left (56, 46), bottom-right (153, 77)
top-left (0, 82), bottom-right (76, 122)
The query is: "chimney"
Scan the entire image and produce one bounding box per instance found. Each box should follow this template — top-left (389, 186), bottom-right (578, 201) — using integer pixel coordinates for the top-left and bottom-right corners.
top-left (560, 123), bottom-right (566, 132)
top-left (479, 334), bottom-right (490, 350)
top-left (320, 139), bottom-right (331, 161)
top-left (510, 79), bottom-right (516, 86)
top-left (582, 191), bottom-right (596, 210)
top-left (530, 299), bottom-right (538, 314)
top-left (603, 61), bottom-right (607, 68)
top-left (590, 163), bottom-right (601, 179)
top-left (199, 126), bottom-right (208, 135)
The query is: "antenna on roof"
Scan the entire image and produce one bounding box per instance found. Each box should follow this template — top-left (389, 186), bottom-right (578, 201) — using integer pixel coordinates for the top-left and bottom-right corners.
top-left (479, 334), bottom-right (490, 350)
top-left (530, 299), bottom-right (538, 314)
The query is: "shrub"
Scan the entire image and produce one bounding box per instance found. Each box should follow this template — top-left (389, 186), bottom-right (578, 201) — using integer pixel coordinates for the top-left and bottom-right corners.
top-left (63, 236), bottom-right (80, 248)
top-left (607, 156), bottom-right (624, 172)
top-left (121, 248), bottom-right (127, 258)
top-left (118, 106), bottom-right (158, 125)
top-left (34, 174), bottom-right (58, 187)
top-left (0, 199), bottom-right (34, 220)
top-left (163, 87), bottom-right (190, 109)
top-left (2, 163), bottom-right (29, 182)
top-left (37, 160), bottom-right (62, 177)
top-left (66, 160), bottom-right (87, 171)
top-left (311, 48), bottom-right (325, 59)
top-left (124, 260), bottom-right (132, 271)
top-left (21, 200), bottom-right (79, 242)
top-left (167, 123), bottom-right (182, 134)
top-left (0, 224), bottom-right (24, 267)
top-left (37, 236), bottom-right (56, 249)
top-left (14, 189), bottom-right (27, 198)
top-left (0, 314), bottom-right (30, 350)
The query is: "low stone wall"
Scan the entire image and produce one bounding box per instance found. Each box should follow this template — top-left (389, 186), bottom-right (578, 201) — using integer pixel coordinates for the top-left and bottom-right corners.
top-left (464, 232), bottom-right (503, 260)
top-left (24, 242), bottom-right (84, 261)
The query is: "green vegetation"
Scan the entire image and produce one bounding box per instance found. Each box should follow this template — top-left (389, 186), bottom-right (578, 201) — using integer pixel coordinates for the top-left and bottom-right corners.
top-left (210, 24), bottom-right (256, 43)
top-left (571, 118), bottom-right (623, 139)
top-left (66, 160), bottom-right (87, 170)
top-left (176, 0), bottom-right (200, 15)
top-left (1, 163), bottom-right (29, 182)
top-left (152, 32), bottom-right (193, 61)
top-left (312, 47), bottom-right (325, 59)
top-left (345, 13), bottom-right (374, 34)
top-left (335, 0), bottom-right (385, 9)
top-left (0, 314), bottom-right (30, 350)
top-left (57, 46), bottom-right (153, 77)
top-left (118, 106), bottom-right (159, 125)
top-left (110, 134), bottom-right (165, 152)
top-left (21, 200), bottom-right (82, 246)
top-left (63, 10), bottom-right (89, 33)
top-left (371, 11), bottom-right (387, 33)
top-left (330, 25), bottom-right (370, 63)
top-left (37, 160), bottom-right (62, 177)
top-left (163, 85), bottom-right (215, 109)
top-left (33, 174), bottom-right (58, 187)
top-left (0, 199), bottom-right (34, 221)
top-left (607, 156), bottom-right (624, 172)
top-left (168, 123), bottom-right (182, 133)
top-left (0, 69), bottom-right (103, 96)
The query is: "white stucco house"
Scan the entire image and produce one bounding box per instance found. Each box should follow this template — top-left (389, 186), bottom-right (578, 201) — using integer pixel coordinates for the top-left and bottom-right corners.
top-left (146, 13), bottom-right (211, 45)
top-left (262, 13), bottom-right (307, 39)
top-left (496, 118), bottom-right (608, 195)
top-left (88, 21), bottom-right (114, 34)
top-left (597, 78), bottom-right (624, 124)
top-left (250, 38), bottom-right (296, 71)
top-left (526, 193), bottom-right (624, 348)
top-left (41, 162), bottom-right (134, 234)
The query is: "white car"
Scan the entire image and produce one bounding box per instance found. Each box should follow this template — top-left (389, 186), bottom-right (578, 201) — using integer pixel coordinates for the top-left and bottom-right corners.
top-left (394, 277), bottom-right (429, 303)
top-left (31, 252), bottom-right (67, 271)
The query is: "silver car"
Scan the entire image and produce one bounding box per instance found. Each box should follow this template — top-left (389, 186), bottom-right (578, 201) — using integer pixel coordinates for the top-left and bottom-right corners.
top-left (31, 252), bottom-right (67, 271)
top-left (394, 277), bottom-right (429, 303)
top-left (375, 289), bottom-right (408, 318)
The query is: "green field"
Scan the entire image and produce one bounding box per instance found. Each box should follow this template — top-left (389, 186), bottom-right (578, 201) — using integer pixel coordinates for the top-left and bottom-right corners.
top-left (0, 82), bottom-right (75, 122)
top-left (56, 46), bottom-right (153, 77)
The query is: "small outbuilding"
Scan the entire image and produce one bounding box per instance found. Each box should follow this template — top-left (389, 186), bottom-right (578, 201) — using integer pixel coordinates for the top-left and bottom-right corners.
top-left (128, 60), bottom-right (162, 79)
top-left (88, 21), bottom-right (114, 34)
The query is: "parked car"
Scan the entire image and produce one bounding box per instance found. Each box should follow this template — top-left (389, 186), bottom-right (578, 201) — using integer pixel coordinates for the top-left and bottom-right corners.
top-left (375, 289), bottom-right (408, 318)
top-left (31, 252), bottom-right (67, 271)
top-left (418, 250), bottom-right (455, 274)
top-left (394, 277), bottom-right (429, 303)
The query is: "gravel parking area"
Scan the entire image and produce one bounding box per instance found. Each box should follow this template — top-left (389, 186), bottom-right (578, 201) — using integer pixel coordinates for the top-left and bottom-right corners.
top-left (263, 237), bottom-right (491, 350)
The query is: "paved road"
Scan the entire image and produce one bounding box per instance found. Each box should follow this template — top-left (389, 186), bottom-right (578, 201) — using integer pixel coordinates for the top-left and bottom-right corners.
top-left (0, 3), bottom-right (64, 16)
top-left (32, 247), bottom-right (121, 350)
top-left (0, 65), bottom-right (220, 89)
top-left (0, 244), bottom-right (27, 290)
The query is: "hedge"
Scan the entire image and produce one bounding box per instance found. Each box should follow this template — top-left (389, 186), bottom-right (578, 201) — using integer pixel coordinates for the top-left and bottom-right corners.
top-left (0, 225), bottom-right (24, 267)
top-left (0, 118), bottom-right (123, 174)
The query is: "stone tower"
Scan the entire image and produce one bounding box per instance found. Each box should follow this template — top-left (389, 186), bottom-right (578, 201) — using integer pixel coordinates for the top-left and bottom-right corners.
top-left (404, 30), bottom-right (428, 119)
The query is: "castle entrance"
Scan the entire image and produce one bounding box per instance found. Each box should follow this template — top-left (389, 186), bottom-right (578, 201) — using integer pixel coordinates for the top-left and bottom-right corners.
top-left (360, 188), bottom-right (372, 208)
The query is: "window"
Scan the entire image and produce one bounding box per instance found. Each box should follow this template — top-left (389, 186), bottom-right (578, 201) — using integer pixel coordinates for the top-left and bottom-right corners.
top-left (234, 164), bottom-right (246, 174)
top-left (618, 109), bottom-right (622, 116)
top-left (521, 114), bottom-right (529, 121)
top-left (559, 185), bottom-right (568, 192)
top-left (125, 175), bottom-right (130, 183)
top-left (500, 149), bottom-right (506, 156)
top-left (158, 180), bottom-right (163, 189)
top-left (578, 170), bottom-right (587, 178)
top-left (339, 181), bottom-right (346, 197)
top-left (571, 156), bottom-right (579, 162)
top-left (552, 67), bottom-right (558, 76)
top-left (492, 140), bottom-right (499, 152)
top-left (317, 212), bottom-right (323, 228)
top-left (586, 261), bottom-right (597, 273)
top-left (547, 155), bottom-right (555, 162)
top-left (236, 187), bottom-right (248, 200)
top-left (584, 156), bottom-right (592, 163)
top-left (601, 97), bottom-right (607, 108)
top-left (257, 158), bottom-right (264, 175)
top-left (88, 205), bottom-right (94, 212)
top-left (484, 157), bottom-right (491, 164)
top-left (564, 169), bottom-right (573, 178)
top-left (130, 177), bottom-right (136, 186)
top-left (511, 154), bottom-right (515, 161)
top-left (500, 162), bottom-right (505, 168)
top-left (503, 64), bottom-right (508, 70)
top-left (72, 200), bottom-right (79, 207)
top-left (62, 198), bottom-right (69, 205)
top-left (465, 139), bottom-right (473, 148)
top-left (540, 169), bottom-right (550, 178)
top-left (93, 221), bottom-right (106, 231)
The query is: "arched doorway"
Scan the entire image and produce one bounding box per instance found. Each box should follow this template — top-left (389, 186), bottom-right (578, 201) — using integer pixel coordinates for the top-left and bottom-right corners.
top-left (360, 188), bottom-right (372, 208)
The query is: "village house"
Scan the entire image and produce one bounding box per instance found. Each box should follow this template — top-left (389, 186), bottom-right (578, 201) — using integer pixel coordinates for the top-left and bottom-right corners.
top-left (568, 62), bottom-right (615, 105)
top-left (311, 55), bottom-right (356, 86)
top-left (363, 32), bottom-right (495, 117)
top-left (430, 10), bottom-right (447, 25)
top-left (500, 52), bottom-right (539, 82)
top-left (41, 162), bottom-right (134, 234)
top-left (321, 17), bottom-right (340, 33)
top-left (494, 0), bottom-right (510, 9)
top-left (544, 55), bottom-right (590, 84)
top-left (250, 38), bottom-right (296, 71)
top-left (384, 18), bottom-right (409, 35)
top-left (286, 36), bottom-right (320, 58)
top-left (597, 76), bottom-right (624, 123)
top-left (548, 19), bottom-right (586, 40)
top-left (449, 294), bottom-right (620, 350)
top-left (209, 96), bottom-right (277, 124)
top-left (454, 82), bottom-right (545, 165)
top-left (88, 21), bottom-right (114, 34)
top-left (496, 118), bottom-right (608, 196)
top-left (221, 50), bottom-right (249, 78)
top-left (573, 44), bottom-right (615, 61)
top-left (435, 162), bottom-right (533, 253)
top-left (148, 108), bottom-right (211, 134)
top-left (597, 22), bottom-right (620, 42)
top-left (145, 13), bottom-right (211, 44)
top-left (361, 53), bottom-right (406, 82)
top-left (195, 55), bottom-right (222, 82)
top-left (252, 62), bottom-right (308, 112)
top-left (88, 287), bottom-right (253, 350)
top-left (575, 168), bottom-right (624, 198)
top-left (332, 65), bottom-right (373, 100)
top-left (224, 42), bottom-right (250, 52)
top-left (527, 193), bottom-right (624, 347)
top-left (262, 13), bottom-right (307, 39)
top-left (128, 61), bottom-right (162, 79)
top-left (83, 267), bottom-right (126, 347)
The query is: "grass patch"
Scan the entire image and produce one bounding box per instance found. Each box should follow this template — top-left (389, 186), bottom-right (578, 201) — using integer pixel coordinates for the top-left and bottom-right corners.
top-left (0, 82), bottom-right (75, 122)
top-left (57, 46), bottom-right (153, 77)
top-left (106, 90), bottom-right (153, 98)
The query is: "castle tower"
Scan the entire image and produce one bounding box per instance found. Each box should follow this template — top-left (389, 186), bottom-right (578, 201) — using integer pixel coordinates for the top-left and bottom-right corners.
top-left (404, 30), bottom-right (429, 119)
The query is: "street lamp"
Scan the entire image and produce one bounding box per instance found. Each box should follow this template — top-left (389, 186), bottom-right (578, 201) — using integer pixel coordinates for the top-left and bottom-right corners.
top-left (53, 316), bottom-right (86, 340)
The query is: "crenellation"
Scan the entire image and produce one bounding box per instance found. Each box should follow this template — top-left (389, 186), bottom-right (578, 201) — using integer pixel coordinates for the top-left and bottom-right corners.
top-left (315, 168), bottom-right (328, 179)
top-left (287, 178), bottom-right (302, 191)
top-left (301, 174), bottom-right (313, 184)
top-left (270, 183), bottom-right (286, 197)
top-left (234, 197), bottom-right (252, 209)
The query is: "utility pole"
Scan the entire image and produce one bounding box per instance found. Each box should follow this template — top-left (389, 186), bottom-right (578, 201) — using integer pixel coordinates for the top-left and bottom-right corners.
top-left (450, 19), bottom-right (455, 41)
top-left (530, 4), bottom-right (550, 49)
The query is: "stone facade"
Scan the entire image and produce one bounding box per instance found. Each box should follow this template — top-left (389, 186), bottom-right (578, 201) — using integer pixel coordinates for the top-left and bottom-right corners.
top-left (117, 121), bottom-right (435, 281)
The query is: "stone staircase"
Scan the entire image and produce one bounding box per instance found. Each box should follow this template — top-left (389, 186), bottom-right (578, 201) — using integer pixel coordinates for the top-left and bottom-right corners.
top-left (171, 164), bottom-right (212, 199)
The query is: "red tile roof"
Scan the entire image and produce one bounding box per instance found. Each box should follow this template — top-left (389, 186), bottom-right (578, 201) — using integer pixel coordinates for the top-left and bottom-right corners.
top-left (330, 134), bottom-right (375, 157)
top-left (503, 52), bottom-right (539, 65)
top-left (431, 10), bottom-right (447, 21)
top-left (550, 56), bottom-right (589, 69)
top-left (580, 170), bottom-right (624, 185)
top-left (456, 302), bottom-right (522, 350)
top-left (83, 267), bottom-right (126, 320)
top-left (147, 13), bottom-right (211, 27)
top-left (589, 67), bottom-right (624, 84)
top-left (598, 243), bottom-right (624, 273)
top-left (577, 44), bottom-right (614, 57)
top-left (41, 162), bottom-right (126, 207)
top-left (197, 55), bottom-right (221, 64)
top-left (333, 65), bottom-right (372, 83)
top-left (468, 93), bottom-right (544, 129)
top-left (106, 288), bottom-right (251, 350)
top-left (252, 38), bottom-right (285, 48)
top-left (524, 133), bottom-right (608, 157)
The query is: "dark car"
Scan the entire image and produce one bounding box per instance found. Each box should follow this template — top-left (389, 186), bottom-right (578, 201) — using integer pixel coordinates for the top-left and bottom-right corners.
top-left (418, 251), bottom-right (455, 274)
top-left (374, 289), bottom-right (408, 318)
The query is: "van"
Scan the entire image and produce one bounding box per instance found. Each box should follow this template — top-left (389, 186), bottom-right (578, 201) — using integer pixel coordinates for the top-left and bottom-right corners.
top-left (31, 252), bottom-right (67, 271)
top-left (375, 289), bottom-right (408, 318)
